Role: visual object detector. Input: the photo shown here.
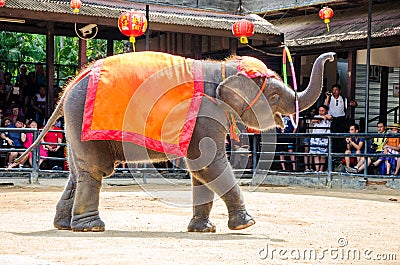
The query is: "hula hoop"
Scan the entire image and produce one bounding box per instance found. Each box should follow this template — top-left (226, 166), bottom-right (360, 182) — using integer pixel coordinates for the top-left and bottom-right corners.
top-left (282, 45), bottom-right (299, 129)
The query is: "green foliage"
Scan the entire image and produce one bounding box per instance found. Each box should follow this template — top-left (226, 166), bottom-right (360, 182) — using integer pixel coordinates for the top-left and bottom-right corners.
top-left (0, 32), bottom-right (127, 86)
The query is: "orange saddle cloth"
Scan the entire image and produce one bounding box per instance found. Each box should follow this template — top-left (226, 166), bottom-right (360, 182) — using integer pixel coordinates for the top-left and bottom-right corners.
top-left (81, 51), bottom-right (204, 157)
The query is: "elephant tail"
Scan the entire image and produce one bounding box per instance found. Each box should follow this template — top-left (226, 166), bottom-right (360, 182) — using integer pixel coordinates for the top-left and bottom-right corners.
top-left (14, 67), bottom-right (92, 164)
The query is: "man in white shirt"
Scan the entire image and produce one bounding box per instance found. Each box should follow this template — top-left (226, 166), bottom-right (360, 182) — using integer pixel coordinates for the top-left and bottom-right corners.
top-left (324, 84), bottom-right (357, 155)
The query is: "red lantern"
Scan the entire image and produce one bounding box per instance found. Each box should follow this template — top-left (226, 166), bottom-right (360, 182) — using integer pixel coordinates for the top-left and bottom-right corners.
top-left (0, 0), bottom-right (6, 8)
top-left (319, 6), bottom-right (334, 32)
top-left (232, 19), bottom-right (254, 44)
top-left (70, 0), bottom-right (82, 14)
top-left (118, 10), bottom-right (148, 52)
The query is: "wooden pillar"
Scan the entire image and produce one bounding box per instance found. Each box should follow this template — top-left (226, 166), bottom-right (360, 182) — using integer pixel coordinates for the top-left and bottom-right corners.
top-left (192, 35), bottom-right (202, 59)
top-left (145, 4), bottom-right (150, 51)
top-left (46, 22), bottom-right (55, 116)
top-left (78, 38), bottom-right (87, 70)
top-left (347, 50), bottom-right (357, 118)
top-left (106, 39), bottom-right (113, 57)
top-left (379, 66), bottom-right (389, 125)
top-left (294, 55), bottom-right (301, 88)
top-left (229, 38), bottom-right (237, 56)
top-left (165, 32), bottom-right (169, 53)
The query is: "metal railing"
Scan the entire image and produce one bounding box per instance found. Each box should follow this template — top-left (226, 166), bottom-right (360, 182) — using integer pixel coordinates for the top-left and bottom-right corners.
top-left (0, 127), bottom-right (399, 184)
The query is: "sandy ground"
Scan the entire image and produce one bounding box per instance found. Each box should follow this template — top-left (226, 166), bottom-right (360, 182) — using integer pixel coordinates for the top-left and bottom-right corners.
top-left (0, 178), bottom-right (399, 265)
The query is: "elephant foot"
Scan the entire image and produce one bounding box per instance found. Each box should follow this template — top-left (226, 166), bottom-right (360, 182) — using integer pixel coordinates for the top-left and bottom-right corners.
top-left (228, 210), bottom-right (255, 230)
top-left (53, 195), bottom-right (75, 230)
top-left (187, 216), bottom-right (216, 233)
top-left (54, 207), bottom-right (72, 230)
top-left (54, 219), bottom-right (72, 230)
top-left (71, 211), bottom-right (105, 232)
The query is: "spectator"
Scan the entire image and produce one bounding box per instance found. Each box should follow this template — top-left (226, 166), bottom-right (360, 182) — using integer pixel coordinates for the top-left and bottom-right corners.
top-left (371, 123), bottom-right (399, 175)
top-left (344, 123), bottom-right (364, 168)
top-left (231, 137), bottom-right (251, 170)
top-left (0, 116), bottom-right (26, 167)
top-left (324, 84), bottom-right (358, 155)
top-left (0, 84), bottom-right (6, 107)
top-left (6, 104), bottom-right (24, 124)
top-left (24, 95), bottom-right (43, 126)
top-left (42, 120), bottom-right (64, 170)
top-left (20, 119), bottom-right (48, 167)
top-left (309, 105), bottom-right (331, 172)
top-left (346, 121), bottom-right (387, 174)
top-left (15, 65), bottom-right (28, 97)
top-left (5, 83), bottom-right (21, 106)
top-left (299, 107), bottom-right (316, 172)
top-left (35, 85), bottom-right (46, 126)
top-left (0, 107), bottom-right (4, 126)
top-left (278, 115), bottom-right (297, 171)
top-left (3, 72), bottom-right (14, 95)
top-left (34, 63), bottom-right (46, 90)
top-left (22, 71), bottom-right (37, 98)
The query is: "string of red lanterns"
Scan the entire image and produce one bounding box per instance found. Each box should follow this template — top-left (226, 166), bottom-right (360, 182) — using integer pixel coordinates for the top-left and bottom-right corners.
top-left (118, 10), bottom-right (148, 52)
top-left (319, 6), bottom-right (334, 32)
top-left (70, 0), bottom-right (82, 14)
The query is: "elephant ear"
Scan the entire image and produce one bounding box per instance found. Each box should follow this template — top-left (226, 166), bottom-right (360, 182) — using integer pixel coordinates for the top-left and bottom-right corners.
top-left (216, 74), bottom-right (277, 131)
top-left (216, 74), bottom-right (257, 113)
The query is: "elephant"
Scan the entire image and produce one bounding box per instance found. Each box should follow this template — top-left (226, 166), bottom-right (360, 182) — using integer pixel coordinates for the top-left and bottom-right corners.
top-left (17, 51), bottom-right (335, 232)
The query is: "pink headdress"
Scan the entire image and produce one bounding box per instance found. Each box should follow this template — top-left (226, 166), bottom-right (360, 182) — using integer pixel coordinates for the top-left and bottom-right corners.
top-left (237, 56), bottom-right (281, 80)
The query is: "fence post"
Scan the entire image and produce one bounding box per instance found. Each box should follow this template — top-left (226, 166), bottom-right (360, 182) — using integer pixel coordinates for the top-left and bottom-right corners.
top-left (30, 130), bottom-right (39, 184)
top-left (251, 134), bottom-right (258, 174)
top-left (327, 135), bottom-right (333, 187)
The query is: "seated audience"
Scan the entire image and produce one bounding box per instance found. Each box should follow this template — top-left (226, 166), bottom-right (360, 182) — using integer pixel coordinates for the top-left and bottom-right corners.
top-left (20, 119), bottom-right (48, 167)
top-left (372, 123), bottom-right (399, 175)
top-left (42, 119), bottom-right (64, 170)
top-left (0, 116), bottom-right (26, 167)
top-left (344, 123), bottom-right (364, 168)
top-left (346, 121), bottom-right (387, 174)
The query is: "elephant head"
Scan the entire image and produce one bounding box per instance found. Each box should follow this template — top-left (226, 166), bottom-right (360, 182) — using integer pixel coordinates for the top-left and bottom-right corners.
top-left (216, 52), bottom-right (335, 130)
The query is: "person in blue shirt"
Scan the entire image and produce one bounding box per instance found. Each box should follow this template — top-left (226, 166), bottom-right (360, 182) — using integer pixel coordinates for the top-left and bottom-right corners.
top-left (344, 123), bottom-right (364, 168)
top-left (0, 116), bottom-right (26, 166)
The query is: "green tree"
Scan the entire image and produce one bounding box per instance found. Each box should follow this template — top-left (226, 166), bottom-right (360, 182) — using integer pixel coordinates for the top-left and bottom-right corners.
top-left (1, 31), bottom-right (126, 84)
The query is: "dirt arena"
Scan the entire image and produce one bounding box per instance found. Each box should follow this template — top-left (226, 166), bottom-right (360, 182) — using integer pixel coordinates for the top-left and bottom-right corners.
top-left (0, 178), bottom-right (399, 265)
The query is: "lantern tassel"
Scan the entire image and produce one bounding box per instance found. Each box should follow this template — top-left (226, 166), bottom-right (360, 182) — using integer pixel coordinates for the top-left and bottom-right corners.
top-left (324, 19), bottom-right (331, 32)
top-left (73, 8), bottom-right (80, 14)
top-left (130, 36), bottom-right (136, 52)
top-left (239, 36), bottom-right (248, 44)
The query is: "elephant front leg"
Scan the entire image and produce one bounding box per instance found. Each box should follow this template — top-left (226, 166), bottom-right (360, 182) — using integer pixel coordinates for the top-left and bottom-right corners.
top-left (187, 177), bottom-right (216, 232)
top-left (70, 173), bottom-right (105, 232)
top-left (54, 174), bottom-right (76, 230)
top-left (188, 157), bottom-right (255, 231)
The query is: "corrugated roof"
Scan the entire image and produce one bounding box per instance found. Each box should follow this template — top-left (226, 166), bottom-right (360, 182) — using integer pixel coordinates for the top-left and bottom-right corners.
top-left (273, 2), bottom-right (400, 47)
top-left (1, 0), bottom-right (281, 36)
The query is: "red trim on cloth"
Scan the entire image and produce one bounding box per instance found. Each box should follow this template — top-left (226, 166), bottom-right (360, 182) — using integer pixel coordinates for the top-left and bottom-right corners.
top-left (81, 59), bottom-right (104, 140)
top-left (81, 52), bottom-right (204, 157)
top-left (179, 60), bottom-right (204, 156)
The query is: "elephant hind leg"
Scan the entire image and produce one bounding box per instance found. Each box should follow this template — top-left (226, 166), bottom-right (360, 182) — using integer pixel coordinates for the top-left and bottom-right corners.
top-left (54, 174), bottom-right (76, 230)
top-left (70, 172), bottom-right (105, 232)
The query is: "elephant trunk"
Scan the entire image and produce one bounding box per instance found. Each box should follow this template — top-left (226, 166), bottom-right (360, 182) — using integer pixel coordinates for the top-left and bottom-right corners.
top-left (297, 52), bottom-right (336, 112)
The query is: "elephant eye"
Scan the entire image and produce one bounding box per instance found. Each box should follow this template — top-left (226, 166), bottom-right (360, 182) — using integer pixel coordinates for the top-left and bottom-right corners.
top-left (269, 93), bottom-right (280, 105)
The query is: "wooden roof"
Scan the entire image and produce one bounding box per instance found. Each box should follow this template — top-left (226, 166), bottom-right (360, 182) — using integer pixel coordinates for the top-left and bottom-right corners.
top-left (0, 0), bottom-right (282, 44)
top-left (271, 1), bottom-right (400, 51)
